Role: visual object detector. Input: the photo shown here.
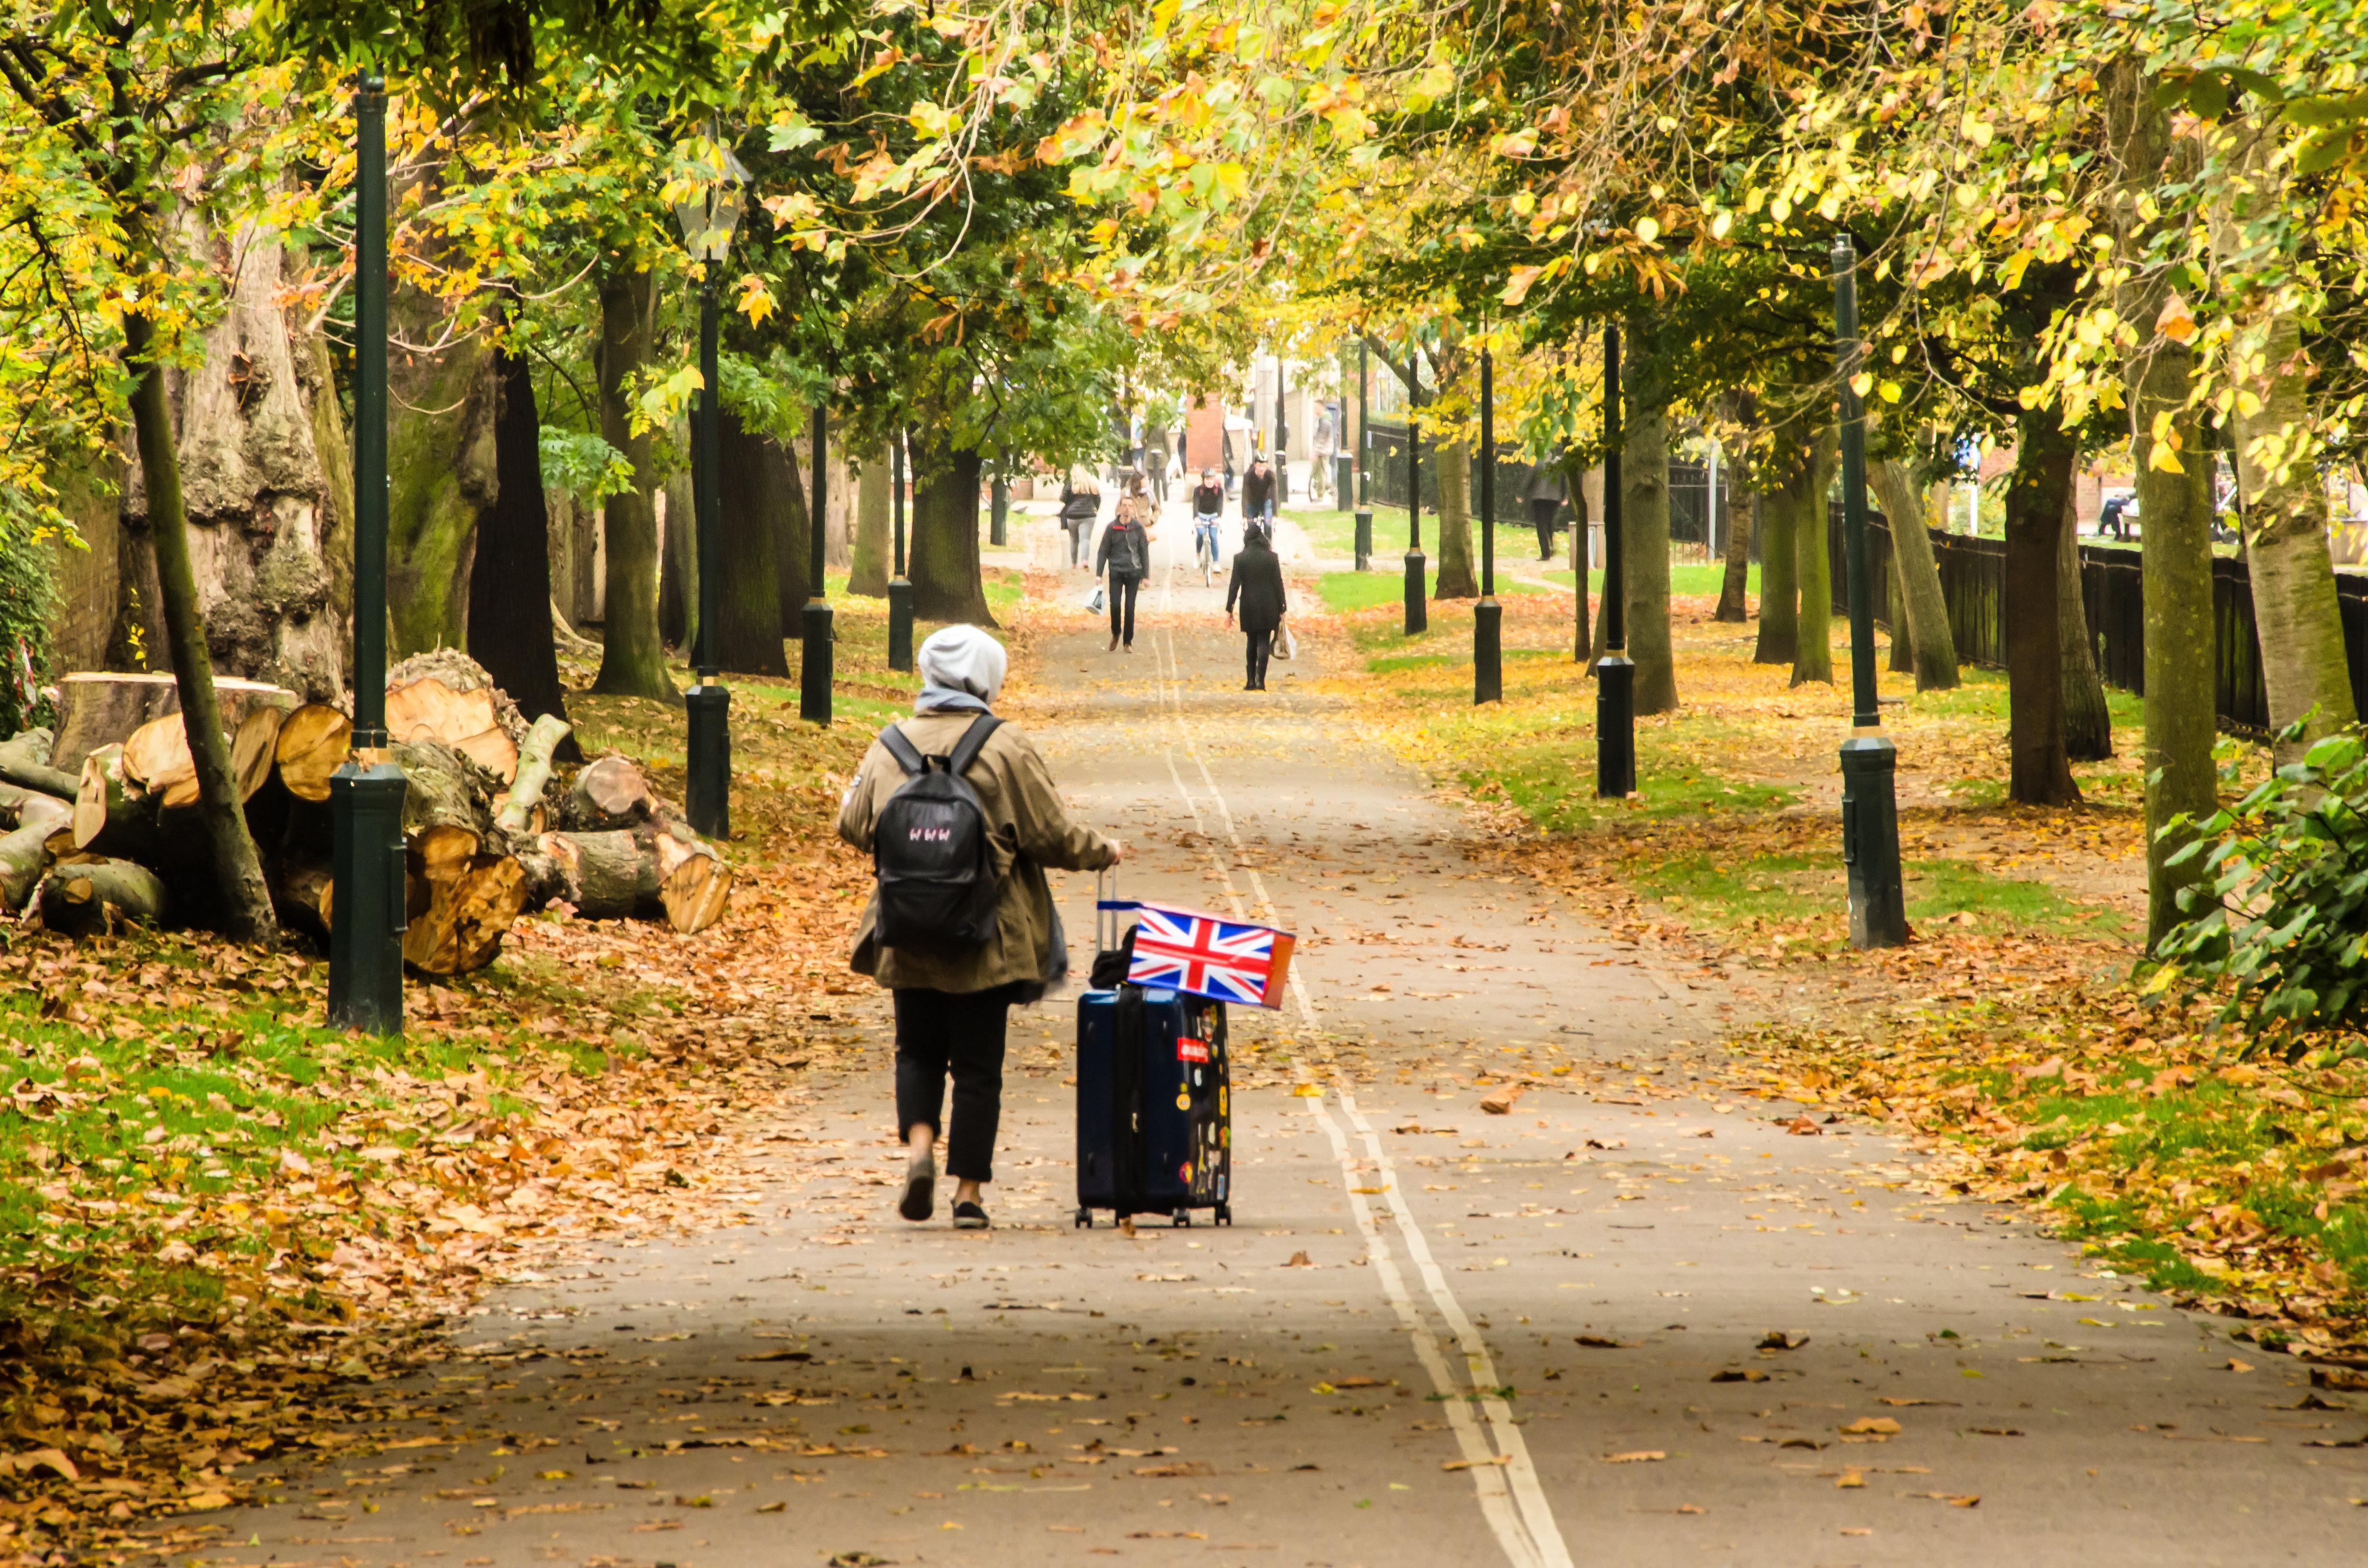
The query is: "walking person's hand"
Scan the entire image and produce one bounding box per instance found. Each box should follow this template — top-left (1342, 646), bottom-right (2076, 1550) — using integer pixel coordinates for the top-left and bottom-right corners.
top-left (1226, 611), bottom-right (1236, 629)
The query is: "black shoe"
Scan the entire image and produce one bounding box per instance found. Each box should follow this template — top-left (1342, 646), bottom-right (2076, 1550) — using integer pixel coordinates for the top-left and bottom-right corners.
top-left (953, 1201), bottom-right (990, 1230)
top-left (1244, 680), bottom-right (1257, 690)
top-left (900, 1154), bottom-right (936, 1222)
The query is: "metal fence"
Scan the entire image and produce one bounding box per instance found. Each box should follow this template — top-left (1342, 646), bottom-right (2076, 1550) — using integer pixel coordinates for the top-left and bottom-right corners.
top-left (1825, 514), bottom-right (2293, 734)
top-left (1361, 420), bottom-right (1540, 526)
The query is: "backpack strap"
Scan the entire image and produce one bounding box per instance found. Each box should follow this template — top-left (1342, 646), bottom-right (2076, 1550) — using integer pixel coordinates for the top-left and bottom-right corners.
top-left (947, 714), bottom-right (1003, 776)
top-left (878, 723), bottom-right (927, 777)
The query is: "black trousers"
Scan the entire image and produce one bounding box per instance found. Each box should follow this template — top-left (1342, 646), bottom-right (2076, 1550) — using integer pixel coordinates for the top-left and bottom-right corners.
top-left (894, 984), bottom-right (1020, 1182)
top-left (1244, 628), bottom-right (1272, 686)
top-left (1530, 498), bottom-right (1561, 559)
top-left (1109, 575), bottom-right (1141, 644)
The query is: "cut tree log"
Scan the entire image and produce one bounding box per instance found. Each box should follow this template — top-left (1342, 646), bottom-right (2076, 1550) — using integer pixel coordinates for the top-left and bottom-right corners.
top-left (567, 755), bottom-right (654, 829)
top-left (12, 793), bottom-right (66, 833)
top-left (271, 856), bottom-right (333, 939)
top-left (37, 857), bottom-right (168, 934)
top-left (0, 816), bottom-right (56, 909)
top-left (394, 739), bottom-right (496, 839)
top-left (654, 832), bottom-right (732, 933)
top-left (0, 778), bottom-right (72, 824)
top-left (231, 703), bottom-right (286, 800)
top-left (73, 744), bottom-right (160, 860)
top-left (540, 829), bottom-right (659, 918)
top-left (46, 672), bottom-right (296, 773)
top-left (121, 714), bottom-right (195, 800)
top-left (494, 713), bottom-right (572, 836)
top-left (0, 729), bottom-right (79, 802)
top-left (275, 704), bottom-right (352, 802)
top-left (402, 825), bottom-right (528, 975)
top-left (384, 675), bottom-right (519, 782)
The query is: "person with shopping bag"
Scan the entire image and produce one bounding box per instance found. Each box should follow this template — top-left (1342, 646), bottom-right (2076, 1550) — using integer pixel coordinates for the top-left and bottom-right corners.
top-left (1225, 520), bottom-right (1288, 691)
top-left (836, 625), bottom-right (1123, 1229)
top-left (1095, 481), bottom-right (1156, 652)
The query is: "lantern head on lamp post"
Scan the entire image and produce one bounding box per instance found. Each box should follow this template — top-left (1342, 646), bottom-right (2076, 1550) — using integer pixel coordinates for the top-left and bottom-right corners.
top-left (673, 132), bottom-right (747, 837)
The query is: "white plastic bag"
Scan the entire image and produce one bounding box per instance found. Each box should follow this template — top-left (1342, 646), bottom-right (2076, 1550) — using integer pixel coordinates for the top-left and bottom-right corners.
top-left (1084, 583), bottom-right (1107, 615)
top-left (1273, 623), bottom-right (1296, 661)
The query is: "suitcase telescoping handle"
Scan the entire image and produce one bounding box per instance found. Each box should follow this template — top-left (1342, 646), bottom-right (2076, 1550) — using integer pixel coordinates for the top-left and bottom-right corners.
top-left (1096, 866), bottom-right (1138, 953)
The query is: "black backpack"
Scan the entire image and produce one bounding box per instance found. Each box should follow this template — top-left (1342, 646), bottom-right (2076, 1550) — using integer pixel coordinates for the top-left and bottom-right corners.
top-left (872, 715), bottom-right (1004, 953)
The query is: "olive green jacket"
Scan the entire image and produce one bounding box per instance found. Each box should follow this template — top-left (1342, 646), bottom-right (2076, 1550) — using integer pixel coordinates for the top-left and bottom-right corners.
top-left (836, 711), bottom-right (1118, 995)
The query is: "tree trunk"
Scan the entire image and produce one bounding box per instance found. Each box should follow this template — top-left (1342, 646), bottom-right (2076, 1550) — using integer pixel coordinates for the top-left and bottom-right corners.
top-left (2108, 57), bottom-right (2216, 948)
top-left (2004, 416), bottom-right (2081, 805)
top-left (1623, 391), bottom-right (1678, 714)
top-left (468, 352), bottom-right (574, 741)
top-left (1714, 490), bottom-right (1754, 624)
top-left (1791, 431), bottom-right (1837, 687)
top-left (849, 445), bottom-right (891, 596)
top-left (121, 311), bottom-right (277, 941)
top-left (909, 434), bottom-right (993, 625)
top-left (591, 267), bottom-right (677, 701)
top-left (1433, 441), bottom-right (1478, 599)
top-left (2211, 118), bottom-right (2359, 758)
top-left (1755, 485), bottom-right (1799, 665)
top-left (116, 214), bottom-right (346, 701)
top-left (1870, 457), bottom-right (1961, 689)
top-left (385, 287), bottom-right (495, 660)
top-left (777, 427), bottom-right (813, 625)
top-left (659, 471), bottom-right (694, 651)
top-left (715, 409), bottom-right (792, 677)
top-left (2059, 488), bottom-right (2113, 760)
top-left (1886, 526), bottom-right (1913, 674)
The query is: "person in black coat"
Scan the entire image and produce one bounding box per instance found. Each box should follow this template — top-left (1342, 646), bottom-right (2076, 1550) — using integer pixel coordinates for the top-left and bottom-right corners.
top-left (1225, 522), bottom-right (1289, 690)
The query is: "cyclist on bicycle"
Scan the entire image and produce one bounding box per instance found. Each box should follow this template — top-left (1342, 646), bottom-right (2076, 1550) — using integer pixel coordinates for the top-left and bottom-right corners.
top-left (1190, 468), bottom-right (1226, 579)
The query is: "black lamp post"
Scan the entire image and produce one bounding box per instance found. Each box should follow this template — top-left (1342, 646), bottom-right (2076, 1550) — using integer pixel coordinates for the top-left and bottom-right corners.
top-left (329, 73), bottom-right (405, 1035)
top-left (801, 404), bottom-right (834, 723)
top-left (1474, 343), bottom-right (1501, 704)
top-left (990, 444), bottom-right (1010, 548)
top-left (888, 429), bottom-right (913, 672)
top-left (1404, 352), bottom-right (1427, 636)
top-left (672, 135), bottom-right (745, 838)
top-left (1832, 236), bottom-right (1908, 947)
top-left (1354, 340), bottom-right (1373, 570)
top-left (1595, 323), bottom-right (1635, 797)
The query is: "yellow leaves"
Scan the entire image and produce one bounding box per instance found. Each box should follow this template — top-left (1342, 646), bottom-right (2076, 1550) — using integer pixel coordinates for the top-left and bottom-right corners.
top-left (907, 102), bottom-right (956, 141)
top-left (2157, 293), bottom-right (2197, 344)
top-left (1489, 127), bottom-right (1540, 160)
top-left (1634, 215), bottom-right (1662, 244)
top-left (1710, 210), bottom-right (1734, 241)
top-left (1996, 249), bottom-right (2036, 292)
top-left (734, 277), bottom-right (776, 328)
top-left (1035, 110), bottom-right (1108, 167)
top-left (2149, 409), bottom-right (2187, 473)
top-left (1961, 115), bottom-right (1995, 148)
top-left (1850, 371), bottom-right (1875, 398)
top-left (1877, 380), bottom-right (1903, 404)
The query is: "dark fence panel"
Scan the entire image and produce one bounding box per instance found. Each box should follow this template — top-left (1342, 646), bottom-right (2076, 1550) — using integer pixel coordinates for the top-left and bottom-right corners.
top-left (1358, 420), bottom-right (1551, 528)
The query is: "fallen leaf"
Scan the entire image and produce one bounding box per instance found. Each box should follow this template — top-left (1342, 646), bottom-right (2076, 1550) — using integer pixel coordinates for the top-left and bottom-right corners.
top-left (1757, 1331), bottom-right (1808, 1350)
top-left (1600, 1450), bottom-right (1665, 1464)
top-left (1839, 1417), bottom-right (1901, 1437)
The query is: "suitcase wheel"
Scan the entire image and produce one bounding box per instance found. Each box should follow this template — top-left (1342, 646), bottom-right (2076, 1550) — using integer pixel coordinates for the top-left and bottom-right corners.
top-left (1074, 1209), bottom-right (1093, 1229)
top-left (1215, 1202), bottom-right (1233, 1227)
top-left (1173, 1212), bottom-right (1192, 1228)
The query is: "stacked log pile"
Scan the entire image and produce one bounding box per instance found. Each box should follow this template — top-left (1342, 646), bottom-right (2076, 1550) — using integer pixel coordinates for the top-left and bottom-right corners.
top-left (0, 658), bottom-right (733, 969)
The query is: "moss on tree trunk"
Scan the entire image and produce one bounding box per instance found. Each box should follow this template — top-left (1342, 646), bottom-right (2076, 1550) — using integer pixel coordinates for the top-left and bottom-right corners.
top-left (714, 409), bottom-right (791, 677)
top-left (1622, 386), bottom-right (1678, 715)
top-left (911, 436), bottom-right (993, 625)
top-left (591, 267), bottom-right (678, 702)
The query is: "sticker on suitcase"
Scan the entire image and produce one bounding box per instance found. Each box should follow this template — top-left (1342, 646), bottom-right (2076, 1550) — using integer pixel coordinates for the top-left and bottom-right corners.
top-left (1177, 1038), bottom-right (1209, 1063)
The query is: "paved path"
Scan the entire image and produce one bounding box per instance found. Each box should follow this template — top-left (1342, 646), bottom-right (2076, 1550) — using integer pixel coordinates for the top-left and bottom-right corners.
top-left (204, 516), bottom-right (2368, 1568)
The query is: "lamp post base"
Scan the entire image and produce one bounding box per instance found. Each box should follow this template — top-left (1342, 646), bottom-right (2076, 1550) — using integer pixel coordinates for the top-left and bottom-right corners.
top-left (1474, 598), bottom-right (1502, 704)
top-left (1595, 654), bottom-right (1635, 798)
top-left (1841, 735), bottom-right (1908, 948)
top-left (801, 599), bottom-right (834, 725)
top-left (686, 683), bottom-right (732, 837)
top-left (1403, 548), bottom-right (1427, 636)
top-left (327, 760), bottom-right (407, 1035)
top-left (1354, 508), bottom-right (1372, 572)
top-left (887, 577), bottom-right (914, 673)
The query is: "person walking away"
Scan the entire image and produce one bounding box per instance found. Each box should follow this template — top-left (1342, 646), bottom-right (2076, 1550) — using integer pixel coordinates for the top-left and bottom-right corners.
top-left (1059, 465), bottom-right (1101, 569)
top-left (1311, 404), bottom-right (1337, 503)
top-left (1241, 454), bottom-right (1277, 531)
top-left (1221, 427), bottom-right (1238, 498)
top-left (1096, 482), bottom-right (1155, 652)
top-left (1227, 521), bottom-right (1289, 691)
top-left (838, 625), bottom-right (1122, 1229)
top-left (1190, 468), bottom-right (1226, 580)
top-left (1145, 423), bottom-right (1171, 507)
top-left (1523, 463), bottom-right (1567, 562)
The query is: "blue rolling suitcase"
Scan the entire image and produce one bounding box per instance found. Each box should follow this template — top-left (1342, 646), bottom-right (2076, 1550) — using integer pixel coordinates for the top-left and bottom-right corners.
top-left (1075, 877), bottom-right (1233, 1228)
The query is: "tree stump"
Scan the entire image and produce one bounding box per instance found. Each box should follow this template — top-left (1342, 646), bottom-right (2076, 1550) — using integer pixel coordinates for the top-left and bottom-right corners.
top-left (654, 833), bottom-right (732, 933)
top-left (541, 829), bottom-right (660, 918)
top-left (566, 756), bottom-right (654, 830)
top-left (45, 673), bottom-right (295, 774)
top-left (385, 675), bottom-right (520, 782)
top-left (402, 824), bottom-right (528, 975)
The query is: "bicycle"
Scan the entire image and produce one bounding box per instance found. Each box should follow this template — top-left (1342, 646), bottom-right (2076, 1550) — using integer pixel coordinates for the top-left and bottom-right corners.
top-left (1193, 514), bottom-right (1221, 586)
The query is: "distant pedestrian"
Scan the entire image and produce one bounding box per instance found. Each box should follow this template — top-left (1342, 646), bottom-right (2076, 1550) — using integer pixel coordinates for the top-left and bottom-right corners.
top-left (2100, 494), bottom-right (2128, 540)
top-left (1311, 404), bottom-right (1337, 502)
top-left (1241, 455), bottom-right (1277, 527)
top-left (1226, 521), bottom-right (1289, 691)
top-left (837, 625), bottom-right (1124, 1231)
top-left (1145, 424), bottom-right (1172, 506)
top-left (1221, 428), bottom-right (1239, 497)
top-left (1523, 465), bottom-right (1567, 561)
top-left (1096, 482), bottom-right (1156, 652)
top-left (1059, 465), bottom-right (1101, 569)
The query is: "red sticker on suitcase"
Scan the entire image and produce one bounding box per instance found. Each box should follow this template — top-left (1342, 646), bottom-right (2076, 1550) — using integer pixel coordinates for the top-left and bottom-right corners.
top-left (1177, 1038), bottom-right (1209, 1063)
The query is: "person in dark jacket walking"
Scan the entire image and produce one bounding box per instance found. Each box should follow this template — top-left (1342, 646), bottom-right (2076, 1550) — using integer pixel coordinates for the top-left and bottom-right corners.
top-left (1523, 465), bottom-right (1566, 561)
top-left (1226, 521), bottom-right (1289, 690)
top-left (1241, 455), bottom-right (1277, 527)
top-left (1058, 465), bottom-right (1102, 568)
top-left (1095, 486), bottom-right (1156, 651)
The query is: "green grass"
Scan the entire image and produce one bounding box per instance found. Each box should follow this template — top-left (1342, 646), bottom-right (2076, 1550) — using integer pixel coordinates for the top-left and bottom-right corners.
top-left (1318, 570), bottom-right (1549, 614)
top-left (1629, 851), bottom-right (2129, 937)
top-left (1468, 737), bottom-right (1798, 833)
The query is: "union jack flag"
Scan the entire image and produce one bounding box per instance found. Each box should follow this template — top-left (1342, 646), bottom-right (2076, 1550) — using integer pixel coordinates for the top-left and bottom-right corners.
top-left (1110, 900), bottom-right (1297, 1010)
